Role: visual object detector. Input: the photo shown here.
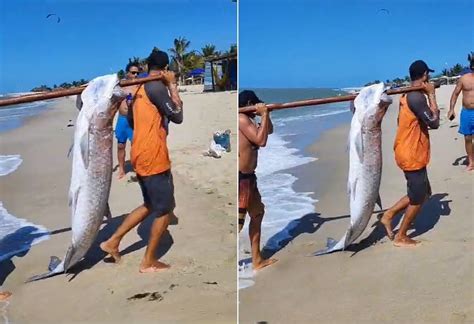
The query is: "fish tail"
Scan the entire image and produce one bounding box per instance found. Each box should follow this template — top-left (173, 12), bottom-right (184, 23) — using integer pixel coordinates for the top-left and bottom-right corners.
top-left (312, 237), bottom-right (340, 256)
top-left (25, 256), bottom-right (64, 282)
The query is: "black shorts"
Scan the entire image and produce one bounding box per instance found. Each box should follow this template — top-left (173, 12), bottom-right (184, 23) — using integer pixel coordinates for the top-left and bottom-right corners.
top-left (137, 170), bottom-right (175, 218)
top-left (404, 167), bottom-right (432, 205)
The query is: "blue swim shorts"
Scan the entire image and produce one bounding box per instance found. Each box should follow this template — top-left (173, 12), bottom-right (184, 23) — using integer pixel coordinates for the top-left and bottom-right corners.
top-left (115, 114), bottom-right (133, 144)
top-left (459, 107), bottom-right (474, 136)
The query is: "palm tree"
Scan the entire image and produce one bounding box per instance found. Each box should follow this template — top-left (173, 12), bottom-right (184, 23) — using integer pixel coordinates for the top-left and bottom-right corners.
top-left (202, 44), bottom-right (218, 58)
top-left (169, 37), bottom-right (191, 83)
top-left (451, 63), bottom-right (463, 76)
top-left (117, 69), bottom-right (125, 79)
top-left (183, 52), bottom-right (204, 72)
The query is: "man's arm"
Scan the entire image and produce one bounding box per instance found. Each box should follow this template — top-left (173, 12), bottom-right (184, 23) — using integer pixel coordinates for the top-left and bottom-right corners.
top-left (145, 81), bottom-right (183, 124)
top-left (118, 98), bottom-right (128, 115)
top-left (268, 114), bottom-right (273, 134)
top-left (448, 77), bottom-right (463, 119)
top-left (239, 104), bottom-right (271, 147)
top-left (407, 90), bottom-right (439, 129)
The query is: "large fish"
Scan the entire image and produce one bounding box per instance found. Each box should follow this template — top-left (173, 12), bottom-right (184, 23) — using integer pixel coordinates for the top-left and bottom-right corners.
top-left (315, 83), bottom-right (392, 255)
top-left (27, 74), bottom-right (124, 281)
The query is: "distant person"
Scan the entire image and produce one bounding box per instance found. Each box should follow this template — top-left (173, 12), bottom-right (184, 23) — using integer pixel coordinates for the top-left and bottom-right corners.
top-left (100, 50), bottom-right (183, 273)
top-left (448, 53), bottom-right (474, 171)
top-left (0, 290), bottom-right (11, 301)
top-left (238, 90), bottom-right (277, 270)
top-left (115, 62), bottom-right (140, 179)
top-left (381, 60), bottom-right (440, 247)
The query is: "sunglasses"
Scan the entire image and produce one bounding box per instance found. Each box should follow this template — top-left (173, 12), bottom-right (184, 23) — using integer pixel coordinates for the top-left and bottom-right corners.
top-left (130, 71), bottom-right (139, 75)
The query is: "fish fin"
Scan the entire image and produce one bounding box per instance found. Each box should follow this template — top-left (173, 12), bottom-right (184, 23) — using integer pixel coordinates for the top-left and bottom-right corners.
top-left (343, 228), bottom-right (354, 248)
top-left (67, 143), bottom-right (73, 158)
top-left (63, 245), bottom-right (76, 272)
top-left (104, 203), bottom-right (112, 220)
top-left (25, 258), bottom-right (64, 282)
top-left (349, 178), bottom-right (358, 202)
top-left (354, 130), bottom-right (364, 163)
top-left (376, 194), bottom-right (383, 210)
top-left (79, 131), bottom-right (89, 169)
top-left (312, 237), bottom-right (340, 256)
top-left (68, 186), bottom-right (80, 210)
top-left (48, 256), bottom-right (62, 271)
top-left (25, 270), bottom-right (62, 282)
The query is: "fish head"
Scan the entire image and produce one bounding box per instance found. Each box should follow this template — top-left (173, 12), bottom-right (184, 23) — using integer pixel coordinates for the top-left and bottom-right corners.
top-left (354, 83), bottom-right (393, 129)
top-left (80, 74), bottom-right (126, 130)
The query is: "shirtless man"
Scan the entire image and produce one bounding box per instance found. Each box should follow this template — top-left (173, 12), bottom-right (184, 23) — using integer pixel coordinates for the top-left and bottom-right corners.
top-left (239, 90), bottom-right (277, 270)
top-left (448, 52), bottom-right (474, 171)
top-left (115, 62), bottom-right (140, 179)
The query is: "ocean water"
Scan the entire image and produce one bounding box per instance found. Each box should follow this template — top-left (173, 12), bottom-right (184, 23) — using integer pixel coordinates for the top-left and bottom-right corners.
top-left (0, 96), bottom-right (52, 265)
top-left (0, 96), bottom-right (51, 133)
top-left (238, 88), bottom-right (353, 289)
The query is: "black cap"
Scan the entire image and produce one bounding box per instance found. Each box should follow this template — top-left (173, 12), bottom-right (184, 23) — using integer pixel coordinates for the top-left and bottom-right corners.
top-left (409, 60), bottom-right (434, 80)
top-left (239, 90), bottom-right (263, 107)
top-left (147, 50), bottom-right (169, 70)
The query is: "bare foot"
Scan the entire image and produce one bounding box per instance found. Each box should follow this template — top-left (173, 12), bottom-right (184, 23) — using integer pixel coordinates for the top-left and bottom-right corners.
top-left (393, 236), bottom-right (420, 247)
top-left (465, 164), bottom-right (474, 171)
top-left (253, 258), bottom-right (278, 271)
top-left (139, 261), bottom-right (170, 273)
top-left (0, 291), bottom-right (12, 301)
top-left (100, 241), bottom-right (121, 263)
top-left (117, 170), bottom-right (125, 179)
top-left (380, 210), bottom-right (395, 240)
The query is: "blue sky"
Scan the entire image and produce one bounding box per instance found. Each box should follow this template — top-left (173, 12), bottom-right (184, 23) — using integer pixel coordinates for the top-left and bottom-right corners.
top-left (239, 0), bottom-right (474, 88)
top-left (0, 0), bottom-right (236, 93)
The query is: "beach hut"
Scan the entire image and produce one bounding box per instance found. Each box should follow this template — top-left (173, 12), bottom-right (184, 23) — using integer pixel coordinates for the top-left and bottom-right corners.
top-left (204, 53), bottom-right (237, 92)
top-left (185, 68), bottom-right (205, 85)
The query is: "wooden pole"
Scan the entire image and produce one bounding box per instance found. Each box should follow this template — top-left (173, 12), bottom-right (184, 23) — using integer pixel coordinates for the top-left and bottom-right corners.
top-left (0, 75), bottom-right (164, 107)
top-left (238, 84), bottom-right (440, 114)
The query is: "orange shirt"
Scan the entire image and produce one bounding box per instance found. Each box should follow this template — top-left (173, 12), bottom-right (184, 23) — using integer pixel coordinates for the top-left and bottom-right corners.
top-left (130, 85), bottom-right (171, 176)
top-left (394, 94), bottom-right (430, 171)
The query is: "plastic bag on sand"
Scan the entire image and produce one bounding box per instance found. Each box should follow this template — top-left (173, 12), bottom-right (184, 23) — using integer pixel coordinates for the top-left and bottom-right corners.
top-left (203, 130), bottom-right (231, 158)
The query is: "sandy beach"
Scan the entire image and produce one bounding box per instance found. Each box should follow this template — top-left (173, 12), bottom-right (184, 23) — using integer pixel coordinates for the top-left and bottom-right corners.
top-left (0, 86), bottom-right (237, 323)
top-left (239, 85), bottom-right (473, 323)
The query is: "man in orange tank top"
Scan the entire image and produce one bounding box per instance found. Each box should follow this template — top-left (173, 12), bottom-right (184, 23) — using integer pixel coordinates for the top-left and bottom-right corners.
top-left (381, 60), bottom-right (440, 247)
top-left (100, 50), bottom-right (183, 273)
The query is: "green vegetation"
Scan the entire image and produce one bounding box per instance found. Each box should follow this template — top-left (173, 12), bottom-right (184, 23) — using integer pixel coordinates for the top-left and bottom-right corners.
top-left (364, 61), bottom-right (468, 87)
top-left (31, 40), bottom-right (236, 91)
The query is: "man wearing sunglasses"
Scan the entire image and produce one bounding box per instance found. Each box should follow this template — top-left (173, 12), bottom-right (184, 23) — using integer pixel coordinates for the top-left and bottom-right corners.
top-left (115, 62), bottom-right (140, 179)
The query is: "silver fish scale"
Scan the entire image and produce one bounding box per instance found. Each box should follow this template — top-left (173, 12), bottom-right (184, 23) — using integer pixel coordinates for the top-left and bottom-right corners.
top-left (315, 83), bottom-right (390, 256)
top-left (345, 126), bottom-right (382, 246)
top-left (27, 74), bottom-right (123, 281)
top-left (65, 122), bottom-right (114, 270)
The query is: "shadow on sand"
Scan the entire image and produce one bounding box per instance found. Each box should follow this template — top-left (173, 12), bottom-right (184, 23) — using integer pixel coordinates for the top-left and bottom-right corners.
top-left (239, 212), bottom-right (350, 265)
top-left (0, 226), bottom-right (49, 285)
top-left (67, 213), bottom-right (174, 279)
top-left (453, 155), bottom-right (468, 166)
top-left (348, 193), bottom-right (451, 255)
